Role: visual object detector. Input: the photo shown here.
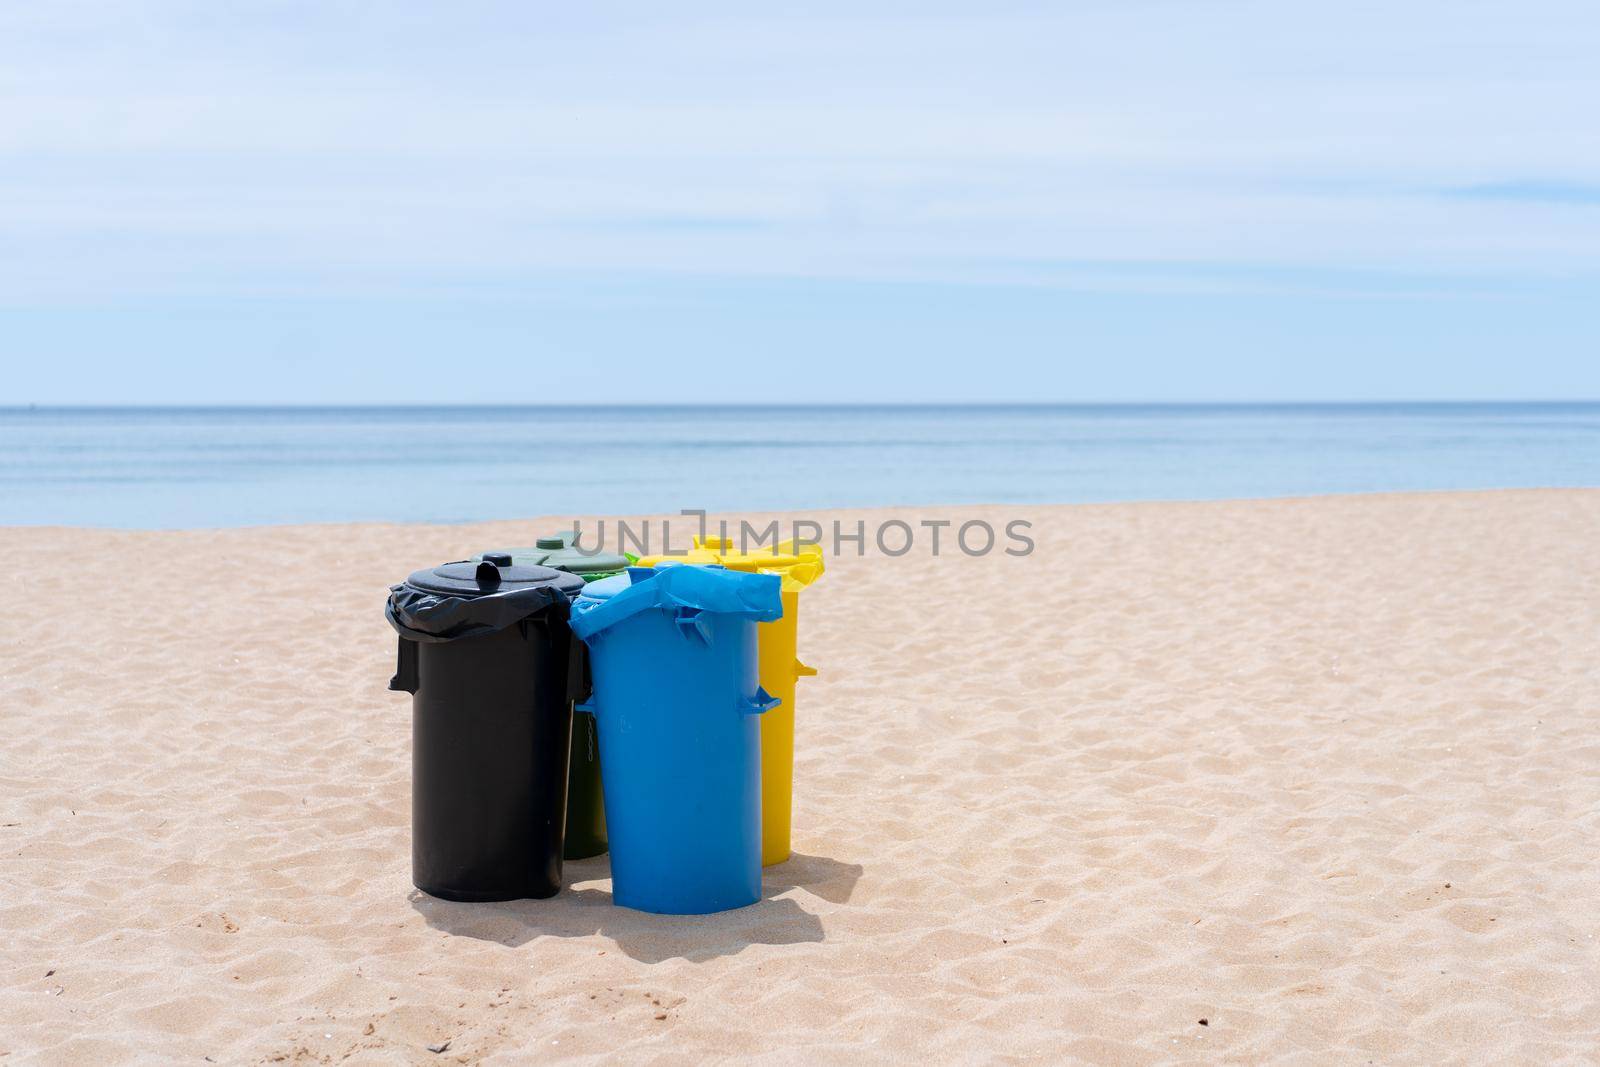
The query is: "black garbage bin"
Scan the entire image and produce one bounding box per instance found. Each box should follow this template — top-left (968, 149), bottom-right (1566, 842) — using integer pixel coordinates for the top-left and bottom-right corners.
top-left (473, 535), bottom-right (630, 862)
top-left (385, 555), bottom-right (586, 901)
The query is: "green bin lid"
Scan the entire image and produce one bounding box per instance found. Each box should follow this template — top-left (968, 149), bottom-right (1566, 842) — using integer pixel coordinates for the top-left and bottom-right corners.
top-left (541, 530), bottom-right (630, 576)
top-left (475, 529), bottom-right (631, 579)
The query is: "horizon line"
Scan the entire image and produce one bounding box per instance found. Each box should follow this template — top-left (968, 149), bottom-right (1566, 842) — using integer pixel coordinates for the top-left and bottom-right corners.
top-left (3, 399), bottom-right (1598, 412)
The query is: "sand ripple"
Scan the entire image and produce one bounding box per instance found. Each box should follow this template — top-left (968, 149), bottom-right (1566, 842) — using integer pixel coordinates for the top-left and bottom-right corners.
top-left (2, 491), bottom-right (1598, 1062)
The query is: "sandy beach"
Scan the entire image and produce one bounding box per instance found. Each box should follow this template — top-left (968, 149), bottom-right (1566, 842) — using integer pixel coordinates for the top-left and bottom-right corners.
top-left (3, 489), bottom-right (1598, 1064)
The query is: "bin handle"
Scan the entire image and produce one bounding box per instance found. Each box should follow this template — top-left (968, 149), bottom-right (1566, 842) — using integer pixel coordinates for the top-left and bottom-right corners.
top-left (388, 636), bottom-right (419, 694)
top-left (740, 687), bottom-right (781, 716)
top-left (673, 606), bottom-right (712, 645)
top-left (794, 658), bottom-right (817, 680)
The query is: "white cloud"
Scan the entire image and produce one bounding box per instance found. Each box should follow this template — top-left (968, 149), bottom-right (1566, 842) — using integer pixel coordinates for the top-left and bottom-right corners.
top-left (1, 0), bottom-right (1598, 301)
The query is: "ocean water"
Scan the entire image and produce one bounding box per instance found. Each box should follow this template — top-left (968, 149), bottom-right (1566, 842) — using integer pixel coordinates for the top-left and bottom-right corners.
top-left (0, 403), bottom-right (1595, 528)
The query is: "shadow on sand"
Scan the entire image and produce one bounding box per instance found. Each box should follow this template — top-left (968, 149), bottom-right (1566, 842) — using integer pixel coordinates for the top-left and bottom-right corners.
top-left (410, 852), bottom-right (863, 964)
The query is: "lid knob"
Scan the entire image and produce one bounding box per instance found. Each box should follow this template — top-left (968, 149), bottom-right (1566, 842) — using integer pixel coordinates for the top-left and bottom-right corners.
top-left (536, 536), bottom-right (565, 550)
top-left (481, 552), bottom-right (513, 567)
top-left (475, 560), bottom-right (504, 586)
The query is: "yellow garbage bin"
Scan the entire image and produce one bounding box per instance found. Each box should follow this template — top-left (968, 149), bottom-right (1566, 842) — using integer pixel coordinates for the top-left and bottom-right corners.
top-left (637, 535), bottom-right (822, 865)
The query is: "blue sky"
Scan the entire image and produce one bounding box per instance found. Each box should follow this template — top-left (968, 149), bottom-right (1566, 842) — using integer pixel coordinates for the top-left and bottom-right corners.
top-left (2, 1), bottom-right (1597, 404)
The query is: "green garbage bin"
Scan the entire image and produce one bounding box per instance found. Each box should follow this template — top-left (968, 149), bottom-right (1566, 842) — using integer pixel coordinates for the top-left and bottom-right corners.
top-left (474, 533), bottom-right (631, 860)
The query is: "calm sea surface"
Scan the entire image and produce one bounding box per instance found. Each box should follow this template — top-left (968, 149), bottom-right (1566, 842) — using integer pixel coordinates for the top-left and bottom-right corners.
top-left (0, 404), bottom-right (1595, 528)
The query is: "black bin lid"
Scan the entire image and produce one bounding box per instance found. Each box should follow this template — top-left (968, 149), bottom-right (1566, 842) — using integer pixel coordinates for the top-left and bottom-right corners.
top-left (402, 555), bottom-right (585, 599)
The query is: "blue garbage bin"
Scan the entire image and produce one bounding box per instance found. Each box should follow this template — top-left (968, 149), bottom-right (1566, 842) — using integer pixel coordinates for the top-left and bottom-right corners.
top-left (569, 565), bottom-right (783, 914)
